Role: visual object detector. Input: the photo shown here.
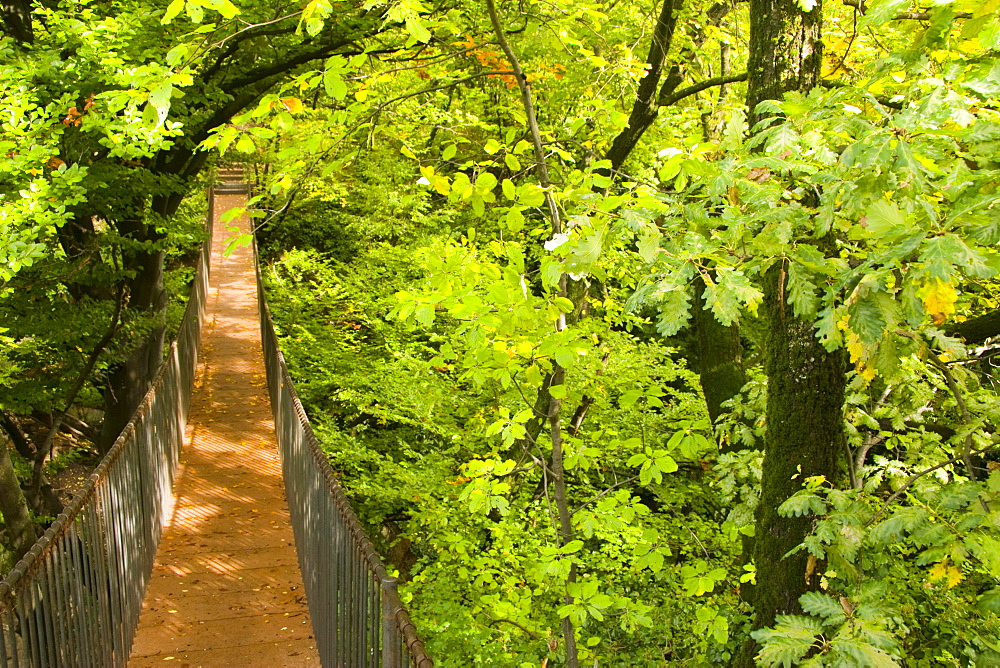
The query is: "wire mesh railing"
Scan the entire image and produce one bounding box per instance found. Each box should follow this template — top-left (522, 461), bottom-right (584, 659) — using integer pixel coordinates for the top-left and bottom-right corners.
top-left (256, 248), bottom-right (433, 668)
top-left (0, 211), bottom-right (211, 668)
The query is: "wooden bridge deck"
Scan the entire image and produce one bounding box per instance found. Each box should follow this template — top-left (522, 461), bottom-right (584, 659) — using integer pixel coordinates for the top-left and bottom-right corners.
top-left (129, 191), bottom-right (320, 666)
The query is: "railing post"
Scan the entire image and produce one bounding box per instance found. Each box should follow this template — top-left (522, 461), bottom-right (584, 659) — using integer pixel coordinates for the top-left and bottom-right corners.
top-left (381, 577), bottom-right (401, 668)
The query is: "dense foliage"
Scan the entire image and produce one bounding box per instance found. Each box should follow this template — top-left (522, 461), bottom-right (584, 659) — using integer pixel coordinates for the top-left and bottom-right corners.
top-left (4, 0), bottom-right (1000, 664)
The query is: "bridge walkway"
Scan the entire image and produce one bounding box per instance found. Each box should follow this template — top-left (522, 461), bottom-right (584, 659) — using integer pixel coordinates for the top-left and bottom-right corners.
top-left (128, 190), bottom-right (320, 666)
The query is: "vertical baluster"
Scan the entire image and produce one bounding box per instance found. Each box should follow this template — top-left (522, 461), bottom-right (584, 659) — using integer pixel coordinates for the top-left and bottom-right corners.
top-left (45, 546), bottom-right (67, 667)
top-left (354, 541), bottom-right (363, 668)
top-left (0, 608), bottom-right (13, 668)
top-left (91, 500), bottom-right (114, 665)
top-left (3, 604), bottom-right (21, 668)
top-left (382, 577), bottom-right (401, 668)
top-left (68, 524), bottom-right (96, 668)
top-left (35, 552), bottom-right (56, 667)
top-left (17, 583), bottom-right (38, 666)
top-left (330, 485), bottom-right (340, 665)
top-left (0, 612), bottom-right (7, 668)
top-left (103, 478), bottom-right (125, 664)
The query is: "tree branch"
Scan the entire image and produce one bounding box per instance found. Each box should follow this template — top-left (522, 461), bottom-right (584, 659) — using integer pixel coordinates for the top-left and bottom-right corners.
top-left (945, 309), bottom-right (1000, 346)
top-left (926, 348), bottom-right (989, 511)
top-left (485, 0), bottom-right (576, 663)
top-left (571, 475), bottom-right (639, 516)
top-left (487, 617), bottom-right (539, 639)
top-left (841, 0), bottom-right (971, 19)
top-left (658, 72), bottom-right (749, 109)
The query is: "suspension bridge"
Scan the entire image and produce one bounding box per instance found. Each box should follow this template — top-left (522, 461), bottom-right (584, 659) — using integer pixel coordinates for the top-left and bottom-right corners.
top-left (0, 173), bottom-right (432, 667)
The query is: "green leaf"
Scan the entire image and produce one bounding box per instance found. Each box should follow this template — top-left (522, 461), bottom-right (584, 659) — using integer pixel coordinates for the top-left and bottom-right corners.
top-left (202, 0), bottom-right (239, 19)
top-left (752, 615), bottom-right (823, 667)
top-left (778, 492), bottom-right (826, 517)
top-left (655, 289), bottom-right (692, 337)
top-left (786, 262), bottom-right (818, 319)
top-left (560, 539), bottom-right (583, 554)
top-left (475, 171), bottom-right (497, 192)
top-left (655, 454), bottom-right (678, 474)
top-left (977, 588), bottom-right (1000, 615)
top-left (185, 0), bottom-right (204, 24)
top-left (619, 389), bottom-right (643, 409)
top-left (830, 637), bottom-right (900, 668)
top-left (859, 0), bottom-right (911, 28)
top-left (938, 481), bottom-right (982, 509)
top-left (565, 227), bottom-right (605, 277)
top-left (703, 268), bottom-right (762, 326)
top-left (548, 384), bottom-right (567, 399)
top-left (161, 0), bottom-right (185, 24)
top-left (148, 82), bottom-right (173, 125)
top-left (517, 184), bottom-right (546, 207)
top-left (553, 297), bottom-right (575, 313)
top-left (505, 207), bottom-right (525, 233)
top-left (863, 199), bottom-right (908, 239)
top-left (848, 297), bottom-right (886, 345)
top-left (637, 229), bottom-right (661, 263)
top-left (626, 453), bottom-right (647, 467)
top-left (799, 592), bottom-right (845, 622)
top-left (501, 178), bottom-right (516, 201)
top-left (324, 71), bottom-right (347, 100)
top-left (405, 16), bottom-right (431, 42)
top-left (554, 347), bottom-right (577, 369)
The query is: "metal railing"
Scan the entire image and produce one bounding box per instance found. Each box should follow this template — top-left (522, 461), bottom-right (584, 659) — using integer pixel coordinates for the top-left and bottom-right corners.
top-left (256, 249), bottom-right (434, 667)
top-left (0, 210), bottom-right (211, 667)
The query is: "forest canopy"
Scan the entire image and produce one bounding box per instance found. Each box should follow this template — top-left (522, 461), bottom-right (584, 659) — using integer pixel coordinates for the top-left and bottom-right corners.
top-left (3, 0), bottom-right (1000, 664)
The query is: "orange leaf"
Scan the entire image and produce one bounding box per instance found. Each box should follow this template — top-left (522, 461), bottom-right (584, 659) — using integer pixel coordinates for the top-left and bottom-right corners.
top-left (281, 97), bottom-right (304, 113)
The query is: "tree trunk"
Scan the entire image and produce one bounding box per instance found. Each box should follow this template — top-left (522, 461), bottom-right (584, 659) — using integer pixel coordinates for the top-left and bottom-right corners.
top-left (735, 0), bottom-right (843, 663)
top-left (692, 275), bottom-right (746, 436)
top-left (741, 262), bottom-right (847, 630)
top-left (745, 0), bottom-right (823, 127)
top-left (97, 179), bottom-right (190, 451)
top-left (99, 219), bottom-right (167, 451)
top-left (0, 0), bottom-right (33, 44)
top-left (0, 440), bottom-right (37, 565)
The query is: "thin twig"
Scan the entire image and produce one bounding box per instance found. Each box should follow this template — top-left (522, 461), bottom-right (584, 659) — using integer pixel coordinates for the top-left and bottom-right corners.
top-left (926, 349), bottom-right (984, 491)
top-left (867, 441), bottom-right (1000, 525)
top-left (571, 475), bottom-right (639, 516)
top-left (487, 617), bottom-right (539, 639)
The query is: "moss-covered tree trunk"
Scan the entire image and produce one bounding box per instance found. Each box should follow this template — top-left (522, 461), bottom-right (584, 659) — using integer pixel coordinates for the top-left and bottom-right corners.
top-left (735, 0), bottom-right (848, 664)
top-left (737, 264), bottom-right (847, 660)
top-left (692, 275), bottom-right (746, 435)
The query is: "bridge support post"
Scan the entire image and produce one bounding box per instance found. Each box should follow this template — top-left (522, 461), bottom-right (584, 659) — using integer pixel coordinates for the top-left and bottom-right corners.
top-left (381, 577), bottom-right (402, 667)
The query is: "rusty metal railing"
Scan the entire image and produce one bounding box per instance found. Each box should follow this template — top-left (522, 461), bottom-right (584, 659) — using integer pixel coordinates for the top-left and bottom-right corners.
top-left (0, 208), bottom-right (211, 667)
top-left (255, 246), bottom-right (433, 667)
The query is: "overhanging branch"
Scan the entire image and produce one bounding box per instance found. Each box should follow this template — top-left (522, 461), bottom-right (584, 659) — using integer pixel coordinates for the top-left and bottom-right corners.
top-left (841, 0), bottom-right (971, 19)
top-left (658, 71), bottom-right (748, 107)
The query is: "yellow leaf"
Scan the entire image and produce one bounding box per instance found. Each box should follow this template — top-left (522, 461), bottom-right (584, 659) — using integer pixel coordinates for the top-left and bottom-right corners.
top-left (920, 277), bottom-right (958, 325)
top-left (929, 560), bottom-right (949, 581)
top-left (946, 565), bottom-right (964, 589)
top-left (845, 330), bottom-right (863, 365)
top-left (281, 97), bottom-right (304, 113)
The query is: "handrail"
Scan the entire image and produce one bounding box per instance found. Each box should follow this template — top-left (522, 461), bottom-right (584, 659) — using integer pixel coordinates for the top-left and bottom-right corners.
top-left (0, 205), bottom-right (212, 667)
top-left (255, 243), bottom-right (433, 667)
